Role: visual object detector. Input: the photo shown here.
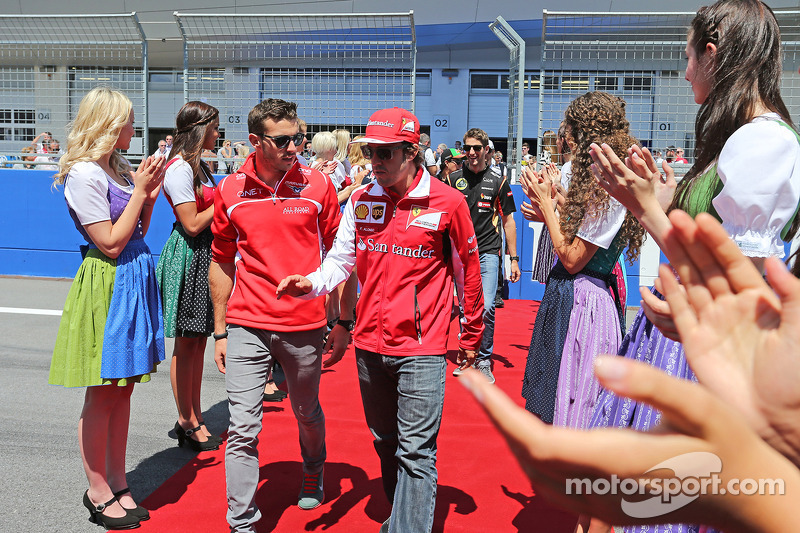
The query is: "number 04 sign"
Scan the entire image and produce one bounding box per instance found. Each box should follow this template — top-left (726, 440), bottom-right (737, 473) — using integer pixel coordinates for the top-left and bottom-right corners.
top-left (432, 115), bottom-right (449, 131)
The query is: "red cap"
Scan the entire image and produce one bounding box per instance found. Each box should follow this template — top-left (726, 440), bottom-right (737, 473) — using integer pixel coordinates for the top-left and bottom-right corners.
top-left (359, 107), bottom-right (420, 145)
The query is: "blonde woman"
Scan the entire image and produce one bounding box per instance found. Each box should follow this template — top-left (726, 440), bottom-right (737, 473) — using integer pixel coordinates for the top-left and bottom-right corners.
top-left (332, 128), bottom-right (352, 175)
top-left (218, 139), bottom-right (234, 174)
top-left (310, 131), bottom-right (347, 191)
top-left (48, 87), bottom-right (166, 529)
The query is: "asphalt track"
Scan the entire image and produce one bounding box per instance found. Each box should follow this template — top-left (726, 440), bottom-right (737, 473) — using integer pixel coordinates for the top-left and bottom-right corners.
top-left (0, 276), bottom-right (229, 533)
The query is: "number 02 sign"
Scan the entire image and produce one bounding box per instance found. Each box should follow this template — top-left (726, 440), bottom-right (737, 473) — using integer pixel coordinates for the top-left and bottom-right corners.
top-left (432, 115), bottom-right (449, 131)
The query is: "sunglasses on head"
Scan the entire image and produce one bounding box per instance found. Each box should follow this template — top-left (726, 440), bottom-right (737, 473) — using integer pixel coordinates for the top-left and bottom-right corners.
top-left (259, 132), bottom-right (305, 149)
top-left (361, 144), bottom-right (406, 161)
top-left (463, 144), bottom-right (484, 153)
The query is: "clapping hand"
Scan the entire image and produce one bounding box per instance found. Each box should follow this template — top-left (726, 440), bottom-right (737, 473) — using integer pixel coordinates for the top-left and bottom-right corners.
top-left (659, 210), bottom-right (800, 468)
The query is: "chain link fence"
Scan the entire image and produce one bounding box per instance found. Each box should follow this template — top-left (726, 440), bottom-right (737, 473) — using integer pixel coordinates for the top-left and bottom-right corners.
top-left (174, 12), bottom-right (416, 169)
top-left (536, 10), bottom-right (800, 175)
top-left (0, 14), bottom-right (147, 167)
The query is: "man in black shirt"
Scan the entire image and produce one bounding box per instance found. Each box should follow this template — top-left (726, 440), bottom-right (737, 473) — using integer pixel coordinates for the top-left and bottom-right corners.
top-left (445, 128), bottom-right (520, 384)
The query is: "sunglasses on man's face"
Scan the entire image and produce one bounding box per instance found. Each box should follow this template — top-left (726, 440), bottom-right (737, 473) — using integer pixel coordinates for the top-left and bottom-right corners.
top-left (259, 132), bottom-right (305, 149)
top-left (361, 145), bottom-right (405, 161)
top-left (463, 144), bottom-right (484, 153)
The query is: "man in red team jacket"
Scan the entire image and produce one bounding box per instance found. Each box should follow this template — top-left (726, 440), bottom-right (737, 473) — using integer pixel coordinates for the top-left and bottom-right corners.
top-left (277, 107), bottom-right (485, 533)
top-left (209, 99), bottom-right (349, 532)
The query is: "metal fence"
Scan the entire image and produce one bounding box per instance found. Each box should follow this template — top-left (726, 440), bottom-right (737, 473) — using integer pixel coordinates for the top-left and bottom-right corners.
top-left (0, 13), bottom-right (147, 166)
top-left (174, 11), bottom-right (416, 161)
top-left (536, 10), bottom-right (800, 172)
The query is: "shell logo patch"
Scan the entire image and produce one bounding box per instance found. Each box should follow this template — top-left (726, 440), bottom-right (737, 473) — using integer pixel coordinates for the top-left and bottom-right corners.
top-left (355, 203), bottom-right (370, 220)
top-left (455, 177), bottom-right (468, 191)
top-left (407, 205), bottom-right (443, 231)
top-left (354, 201), bottom-right (387, 224)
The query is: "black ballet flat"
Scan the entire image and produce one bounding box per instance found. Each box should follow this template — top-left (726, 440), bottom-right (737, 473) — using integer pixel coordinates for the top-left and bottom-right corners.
top-left (113, 488), bottom-right (150, 521)
top-left (82, 491), bottom-right (140, 530)
top-left (176, 424), bottom-right (220, 452)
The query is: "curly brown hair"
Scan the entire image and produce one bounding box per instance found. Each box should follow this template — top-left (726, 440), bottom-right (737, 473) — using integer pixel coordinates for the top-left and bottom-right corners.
top-left (559, 91), bottom-right (645, 264)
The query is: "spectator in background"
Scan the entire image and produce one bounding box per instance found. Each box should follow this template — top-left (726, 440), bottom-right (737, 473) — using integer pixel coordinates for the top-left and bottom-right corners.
top-left (232, 141), bottom-right (249, 173)
top-left (454, 140), bottom-right (462, 151)
top-left (13, 146), bottom-right (37, 169)
top-left (420, 133), bottom-right (438, 175)
top-left (165, 135), bottom-right (174, 156)
top-left (297, 119), bottom-right (310, 166)
top-left (218, 140), bottom-right (234, 174)
top-left (674, 147), bottom-right (689, 164)
top-left (153, 140), bottom-right (168, 158)
top-left (521, 142), bottom-right (530, 159)
top-left (332, 129), bottom-right (352, 176)
top-left (491, 149), bottom-right (507, 179)
top-left (310, 131), bottom-right (347, 192)
top-left (31, 131), bottom-right (51, 153)
top-left (665, 145), bottom-right (676, 163)
top-left (436, 147), bottom-right (464, 182)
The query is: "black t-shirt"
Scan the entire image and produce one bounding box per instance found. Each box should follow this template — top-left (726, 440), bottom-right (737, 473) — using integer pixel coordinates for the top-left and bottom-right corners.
top-left (446, 165), bottom-right (516, 255)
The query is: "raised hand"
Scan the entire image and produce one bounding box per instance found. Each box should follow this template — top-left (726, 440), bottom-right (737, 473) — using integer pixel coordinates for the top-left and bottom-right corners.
top-left (659, 210), bottom-right (800, 468)
top-left (459, 356), bottom-right (799, 532)
top-left (133, 155), bottom-right (166, 199)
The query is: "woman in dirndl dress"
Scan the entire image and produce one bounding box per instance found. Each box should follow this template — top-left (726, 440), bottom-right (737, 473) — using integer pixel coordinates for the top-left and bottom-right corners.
top-left (48, 86), bottom-right (166, 530)
top-left (586, 1), bottom-right (800, 532)
top-left (155, 101), bottom-right (222, 452)
top-left (520, 91), bottom-right (645, 429)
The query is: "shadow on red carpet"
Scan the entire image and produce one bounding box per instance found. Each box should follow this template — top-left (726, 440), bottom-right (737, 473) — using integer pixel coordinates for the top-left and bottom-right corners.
top-left (141, 299), bottom-right (577, 532)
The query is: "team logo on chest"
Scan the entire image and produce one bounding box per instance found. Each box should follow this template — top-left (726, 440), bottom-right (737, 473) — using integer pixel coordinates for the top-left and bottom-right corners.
top-left (455, 177), bottom-right (468, 191)
top-left (284, 181), bottom-right (309, 194)
top-left (354, 201), bottom-right (386, 224)
top-left (407, 205), bottom-right (443, 230)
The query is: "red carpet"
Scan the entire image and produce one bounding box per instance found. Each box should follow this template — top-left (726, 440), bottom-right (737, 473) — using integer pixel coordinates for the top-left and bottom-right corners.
top-left (141, 299), bottom-right (577, 532)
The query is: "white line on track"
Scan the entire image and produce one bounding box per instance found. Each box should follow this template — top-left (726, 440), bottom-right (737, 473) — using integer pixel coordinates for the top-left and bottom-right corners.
top-left (0, 306), bottom-right (62, 316)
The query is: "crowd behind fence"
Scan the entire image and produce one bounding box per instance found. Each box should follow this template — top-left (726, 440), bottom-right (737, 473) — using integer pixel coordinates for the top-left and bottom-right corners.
top-left (1, 10), bottom-right (799, 174)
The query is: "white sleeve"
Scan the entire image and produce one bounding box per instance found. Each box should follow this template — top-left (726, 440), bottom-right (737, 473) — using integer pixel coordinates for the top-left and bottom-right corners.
top-left (560, 161), bottom-right (573, 191)
top-left (577, 196), bottom-right (627, 249)
top-left (329, 161), bottom-right (347, 190)
top-left (304, 196), bottom-right (358, 297)
top-left (163, 159), bottom-right (196, 206)
top-left (64, 162), bottom-right (111, 225)
top-left (713, 117), bottom-right (800, 258)
top-left (425, 148), bottom-right (437, 167)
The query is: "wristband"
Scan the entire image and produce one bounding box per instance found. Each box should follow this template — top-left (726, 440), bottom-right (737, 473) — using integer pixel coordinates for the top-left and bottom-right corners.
top-left (336, 319), bottom-right (355, 332)
top-left (212, 331), bottom-right (228, 340)
top-left (510, 256), bottom-right (520, 262)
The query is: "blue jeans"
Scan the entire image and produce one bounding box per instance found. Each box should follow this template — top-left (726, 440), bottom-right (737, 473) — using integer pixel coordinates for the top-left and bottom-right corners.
top-left (477, 253), bottom-right (499, 367)
top-left (355, 349), bottom-right (446, 533)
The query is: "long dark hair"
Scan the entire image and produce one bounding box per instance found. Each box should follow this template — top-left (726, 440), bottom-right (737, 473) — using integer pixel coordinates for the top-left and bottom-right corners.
top-left (560, 91), bottom-right (645, 264)
top-left (170, 101), bottom-right (219, 195)
top-left (673, 0), bottom-right (794, 215)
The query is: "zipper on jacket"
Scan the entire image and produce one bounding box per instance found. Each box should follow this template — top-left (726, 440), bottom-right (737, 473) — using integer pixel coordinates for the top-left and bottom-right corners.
top-left (414, 284), bottom-right (422, 345)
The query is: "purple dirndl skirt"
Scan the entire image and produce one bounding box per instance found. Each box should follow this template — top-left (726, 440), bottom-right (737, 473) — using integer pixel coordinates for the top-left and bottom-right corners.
top-left (590, 290), bottom-right (705, 533)
top-left (553, 274), bottom-right (622, 428)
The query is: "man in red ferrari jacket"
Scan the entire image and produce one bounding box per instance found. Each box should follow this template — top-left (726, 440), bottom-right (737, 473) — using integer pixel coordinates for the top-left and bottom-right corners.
top-left (277, 107), bottom-right (484, 533)
top-left (209, 99), bottom-right (348, 533)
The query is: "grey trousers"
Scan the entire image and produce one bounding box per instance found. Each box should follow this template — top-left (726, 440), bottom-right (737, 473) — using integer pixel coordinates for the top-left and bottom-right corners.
top-left (225, 325), bottom-right (326, 533)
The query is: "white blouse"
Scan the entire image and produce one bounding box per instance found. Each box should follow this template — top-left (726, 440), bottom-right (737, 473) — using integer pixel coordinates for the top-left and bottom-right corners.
top-left (714, 113), bottom-right (800, 258)
top-left (64, 161), bottom-right (133, 226)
